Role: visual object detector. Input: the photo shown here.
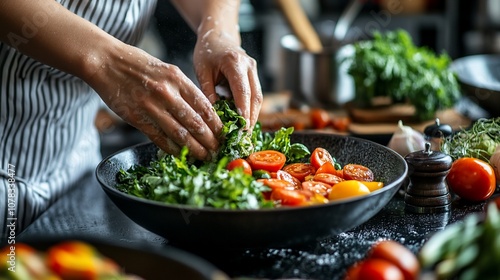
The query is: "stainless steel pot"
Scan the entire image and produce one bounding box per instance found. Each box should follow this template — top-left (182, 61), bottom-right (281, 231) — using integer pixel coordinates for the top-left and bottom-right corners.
top-left (279, 34), bottom-right (355, 109)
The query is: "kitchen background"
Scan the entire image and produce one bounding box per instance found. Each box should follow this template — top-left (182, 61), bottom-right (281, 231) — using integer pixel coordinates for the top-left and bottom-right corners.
top-left (97, 0), bottom-right (500, 157)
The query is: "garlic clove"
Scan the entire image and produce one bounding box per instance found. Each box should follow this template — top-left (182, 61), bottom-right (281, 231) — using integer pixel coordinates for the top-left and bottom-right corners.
top-left (387, 120), bottom-right (426, 157)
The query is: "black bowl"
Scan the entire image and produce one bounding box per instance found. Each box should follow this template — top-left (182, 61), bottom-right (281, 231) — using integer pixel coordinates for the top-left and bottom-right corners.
top-left (16, 235), bottom-right (229, 280)
top-left (96, 132), bottom-right (407, 249)
top-left (451, 54), bottom-right (500, 117)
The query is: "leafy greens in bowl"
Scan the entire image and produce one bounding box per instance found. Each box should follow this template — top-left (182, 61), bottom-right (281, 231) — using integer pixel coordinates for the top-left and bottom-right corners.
top-left (115, 98), bottom-right (310, 210)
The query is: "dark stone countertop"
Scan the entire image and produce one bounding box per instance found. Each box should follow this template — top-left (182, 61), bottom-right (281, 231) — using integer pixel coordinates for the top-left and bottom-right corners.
top-left (15, 170), bottom-right (496, 280)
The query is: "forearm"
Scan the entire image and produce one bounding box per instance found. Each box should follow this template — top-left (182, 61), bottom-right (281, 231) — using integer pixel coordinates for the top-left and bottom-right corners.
top-left (169, 0), bottom-right (241, 45)
top-left (0, 0), bottom-right (121, 83)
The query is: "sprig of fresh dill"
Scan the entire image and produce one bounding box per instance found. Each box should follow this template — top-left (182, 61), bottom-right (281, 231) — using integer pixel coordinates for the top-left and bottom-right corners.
top-left (441, 117), bottom-right (500, 162)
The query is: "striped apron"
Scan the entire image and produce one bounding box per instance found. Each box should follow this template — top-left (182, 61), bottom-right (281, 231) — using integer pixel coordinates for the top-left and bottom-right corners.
top-left (0, 0), bottom-right (157, 242)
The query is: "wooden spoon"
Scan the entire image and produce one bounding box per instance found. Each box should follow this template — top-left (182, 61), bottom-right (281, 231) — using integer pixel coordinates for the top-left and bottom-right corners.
top-left (275, 0), bottom-right (323, 52)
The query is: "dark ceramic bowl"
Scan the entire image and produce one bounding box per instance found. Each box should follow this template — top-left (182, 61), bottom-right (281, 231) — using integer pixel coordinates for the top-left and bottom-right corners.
top-left (96, 132), bottom-right (407, 249)
top-left (451, 54), bottom-right (500, 117)
top-left (16, 235), bottom-right (229, 280)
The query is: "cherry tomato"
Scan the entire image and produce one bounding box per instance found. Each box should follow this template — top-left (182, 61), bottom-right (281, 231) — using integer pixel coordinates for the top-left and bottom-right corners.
top-left (271, 170), bottom-right (302, 189)
top-left (302, 181), bottom-right (332, 197)
top-left (310, 147), bottom-right (335, 170)
top-left (328, 180), bottom-right (370, 201)
top-left (447, 157), bottom-right (496, 202)
top-left (247, 150), bottom-right (286, 173)
top-left (283, 163), bottom-right (317, 181)
top-left (257, 178), bottom-right (295, 200)
top-left (357, 259), bottom-right (405, 280)
top-left (331, 116), bottom-right (351, 132)
top-left (313, 173), bottom-right (344, 186)
top-left (316, 161), bottom-right (337, 175)
top-left (226, 158), bottom-right (252, 175)
top-left (270, 188), bottom-right (309, 206)
top-left (343, 164), bottom-right (374, 182)
top-left (368, 240), bottom-right (420, 280)
top-left (311, 108), bottom-right (330, 129)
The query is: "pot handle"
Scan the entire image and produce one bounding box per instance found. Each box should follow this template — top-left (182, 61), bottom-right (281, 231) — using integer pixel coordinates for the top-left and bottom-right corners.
top-left (275, 0), bottom-right (323, 53)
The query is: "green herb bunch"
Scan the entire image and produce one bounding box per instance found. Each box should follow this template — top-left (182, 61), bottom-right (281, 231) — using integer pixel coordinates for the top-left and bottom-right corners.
top-left (441, 117), bottom-right (500, 163)
top-left (347, 29), bottom-right (461, 121)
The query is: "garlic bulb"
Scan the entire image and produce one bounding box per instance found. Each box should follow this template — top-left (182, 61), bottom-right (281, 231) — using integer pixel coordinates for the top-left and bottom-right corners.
top-left (387, 120), bottom-right (426, 157)
top-left (490, 145), bottom-right (500, 182)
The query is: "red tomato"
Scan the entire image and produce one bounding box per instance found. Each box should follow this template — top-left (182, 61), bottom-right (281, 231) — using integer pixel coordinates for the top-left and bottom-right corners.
top-left (310, 147), bottom-right (335, 170)
top-left (343, 164), bottom-right (374, 182)
top-left (271, 170), bottom-right (302, 189)
top-left (226, 158), bottom-right (252, 175)
top-left (368, 240), bottom-right (420, 280)
top-left (311, 108), bottom-right (331, 129)
top-left (302, 181), bottom-right (332, 197)
top-left (357, 259), bottom-right (405, 280)
top-left (316, 161), bottom-right (338, 175)
top-left (344, 261), bottom-right (362, 280)
top-left (247, 150), bottom-right (286, 173)
top-left (331, 116), bottom-right (351, 132)
top-left (313, 173), bottom-right (344, 186)
top-left (270, 188), bottom-right (309, 206)
top-left (447, 157), bottom-right (496, 202)
top-left (257, 178), bottom-right (295, 200)
top-left (283, 163), bottom-right (317, 181)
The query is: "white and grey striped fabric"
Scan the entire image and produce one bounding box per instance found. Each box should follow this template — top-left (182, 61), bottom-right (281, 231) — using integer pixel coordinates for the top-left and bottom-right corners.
top-left (0, 0), bottom-right (157, 243)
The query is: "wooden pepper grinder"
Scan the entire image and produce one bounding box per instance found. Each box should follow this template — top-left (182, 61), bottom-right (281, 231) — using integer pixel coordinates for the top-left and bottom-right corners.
top-left (404, 142), bottom-right (453, 213)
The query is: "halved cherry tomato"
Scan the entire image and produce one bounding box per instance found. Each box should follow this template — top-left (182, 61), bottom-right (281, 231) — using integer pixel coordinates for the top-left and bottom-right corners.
top-left (271, 170), bottom-right (302, 189)
top-left (447, 157), bottom-right (496, 202)
top-left (247, 150), bottom-right (286, 173)
top-left (311, 108), bottom-right (330, 129)
top-left (368, 240), bottom-right (420, 280)
top-left (328, 180), bottom-right (370, 201)
top-left (316, 161), bottom-right (338, 175)
top-left (270, 188), bottom-right (309, 206)
top-left (226, 158), bottom-right (252, 175)
top-left (283, 163), bottom-right (317, 181)
top-left (357, 259), bottom-right (405, 280)
top-left (257, 178), bottom-right (295, 200)
top-left (302, 181), bottom-right (332, 197)
top-left (343, 164), bottom-right (374, 182)
top-left (313, 173), bottom-right (344, 186)
top-left (310, 147), bottom-right (335, 170)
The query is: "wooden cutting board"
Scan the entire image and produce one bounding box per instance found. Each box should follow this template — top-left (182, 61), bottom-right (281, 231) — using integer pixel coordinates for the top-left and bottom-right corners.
top-left (259, 92), bottom-right (472, 135)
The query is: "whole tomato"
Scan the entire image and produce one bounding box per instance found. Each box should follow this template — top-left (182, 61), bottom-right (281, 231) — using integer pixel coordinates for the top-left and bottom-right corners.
top-left (347, 259), bottom-right (404, 280)
top-left (310, 108), bottom-right (331, 129)
top-left (226, 158), bottom-right (252, 175)
top-left (447, 157), bottom-right (496, 202)
top-left (368, 240), bottom-right (420, 280)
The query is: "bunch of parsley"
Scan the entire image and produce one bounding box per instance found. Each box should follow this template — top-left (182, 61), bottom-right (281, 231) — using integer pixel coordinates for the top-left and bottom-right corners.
top-left (347, 29), bottom-right (461, 121)
top-left (116, 98), bottom-right (310, 209)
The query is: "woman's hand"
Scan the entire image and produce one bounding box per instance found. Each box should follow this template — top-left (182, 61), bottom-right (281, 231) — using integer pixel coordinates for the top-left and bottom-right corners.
top-left (193, 29), bottom-right (262, 131)
top-left (170, 0), bottom-right (263, 131)
top-left (87, 43), bottom-right (223, 161)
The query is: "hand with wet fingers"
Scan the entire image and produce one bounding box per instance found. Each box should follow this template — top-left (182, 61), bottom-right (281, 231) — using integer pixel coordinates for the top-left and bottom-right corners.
top-left (193, 29), bottom-right (263, 131)
top-left (87, 44), bottom-right (223, 161)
